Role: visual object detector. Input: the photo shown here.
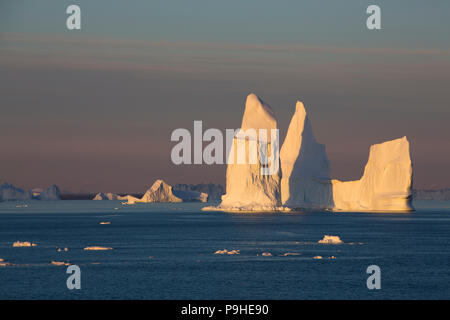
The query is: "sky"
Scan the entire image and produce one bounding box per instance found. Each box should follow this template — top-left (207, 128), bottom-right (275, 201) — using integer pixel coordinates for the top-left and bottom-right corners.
top-left (0, 0), bottom-right (449, 193)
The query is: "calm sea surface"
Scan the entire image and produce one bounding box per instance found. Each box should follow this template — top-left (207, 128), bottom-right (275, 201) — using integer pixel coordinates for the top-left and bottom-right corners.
top-left (0, 200), bottom-right (449, 299)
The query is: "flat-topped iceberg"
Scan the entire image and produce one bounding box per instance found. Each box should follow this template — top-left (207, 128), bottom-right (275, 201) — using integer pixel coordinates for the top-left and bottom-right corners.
top-left (332, 137), bottom-right (413, 211)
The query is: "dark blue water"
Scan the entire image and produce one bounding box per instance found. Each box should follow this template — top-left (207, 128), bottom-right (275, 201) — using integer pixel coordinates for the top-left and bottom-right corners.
top-left (0, 200), bottom-right (449, 299)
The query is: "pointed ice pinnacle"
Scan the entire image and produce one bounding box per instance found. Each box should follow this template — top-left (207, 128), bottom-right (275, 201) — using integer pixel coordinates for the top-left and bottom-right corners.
top-left (218, 93), bottom-right (282, 211)
top-left (140, 179), bottom-right (183, 203)
top-left (280, 101), bottom-right (333, 209)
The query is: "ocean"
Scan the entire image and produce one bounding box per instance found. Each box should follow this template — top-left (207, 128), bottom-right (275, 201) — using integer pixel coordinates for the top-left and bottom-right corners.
top-left (0, 200), bottom-right (449, 299)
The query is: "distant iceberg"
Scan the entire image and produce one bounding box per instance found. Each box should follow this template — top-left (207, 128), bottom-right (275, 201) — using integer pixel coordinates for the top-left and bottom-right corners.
top-left (124, 179), bottom-right (182, 204)
top-left (0, 183), bottom-right (60, 201)
top-left (173, 183), bottom-right (223, 201)
top-left (122, 179), bottom-right (213, 204)
top-left (93, 192), bottom-right (127, 201)
top-left (172, 189), bottom-right (208, 202)
top-left (0, 183), bottom-right (33, 201)
top-left (35, 185), bottom-right (61, 201)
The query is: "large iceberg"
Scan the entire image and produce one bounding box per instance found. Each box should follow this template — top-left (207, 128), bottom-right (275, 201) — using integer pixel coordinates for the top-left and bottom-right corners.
top-left (210, 93), bottom-right (413, 212)
top-left (331, 137), bottom-right (413, 211)
top-left (215, 93), bottom-right (282, 211)
top-left (280, 101), bottom-right (333, 209)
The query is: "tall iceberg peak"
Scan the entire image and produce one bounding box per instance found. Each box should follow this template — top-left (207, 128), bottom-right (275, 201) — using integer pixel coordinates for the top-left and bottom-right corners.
top-left (217, 93), bottom-right (282, 211)
top-left (332, 137), bottom-right (413, 211)
top-left (241, 93), bottom-right (277, 132)
top-left (280, 101), bottom-right (333, 209)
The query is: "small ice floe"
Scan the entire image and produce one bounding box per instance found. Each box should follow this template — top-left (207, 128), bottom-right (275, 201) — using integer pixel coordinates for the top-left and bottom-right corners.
top-left (328, 256), bottom-right (336, 259)
top-left (281, 252), bottom-right (301, 256)
top-left (83, 246), bottom-right (113, 251)
top-left (51, 261), bottom-right (70, 266)
top-left (99, 222), bottom-right (111, 225)
top-left (114, 208), bottom-right (119, 210)
top-left (318, 235), bottom-right (343, 244)
top-left (15, 204), bottom-right (29, 208)
top-left (261, 252), bottom-right (272, 257)
top-left (13, 241), bottom-right (37, 247)
top-left (214, 249), bottom-right (240, 255)
top-left (57, 247), bottom-right (69, 252)
top-left (0, 258), bottom-right (11, 267)
top-left (313, 256), bottom-right (323, 259)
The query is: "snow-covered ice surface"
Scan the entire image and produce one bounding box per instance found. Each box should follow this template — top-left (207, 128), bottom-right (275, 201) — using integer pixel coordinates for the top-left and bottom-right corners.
top-left (0, 200), bottom-right (449, 299)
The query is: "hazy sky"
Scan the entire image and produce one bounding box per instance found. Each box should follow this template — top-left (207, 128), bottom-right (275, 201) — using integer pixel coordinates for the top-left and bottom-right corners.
top-left (0, 1), bottom-right (449, 193)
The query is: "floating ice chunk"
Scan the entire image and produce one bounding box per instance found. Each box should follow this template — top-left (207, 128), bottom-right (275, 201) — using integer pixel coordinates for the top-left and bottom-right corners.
top-left (13, 241), bottom-right (37, 247)
top-left (83, 246), bottom-right (113, 251)
top-left (313, 256), bottom-right (323, 259)
top-left (261, 252), bottom-right (273, 256)
top-left (214, 249), bottom-right (240, 255)
top-left (318, 235), bottom-right (343, 244)
top-left (51, 261), bottom-right (70, 266)
top-left (99, 222), bottom-right (111, 225)
top-left (281, 252), bottom-right (301, 256)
